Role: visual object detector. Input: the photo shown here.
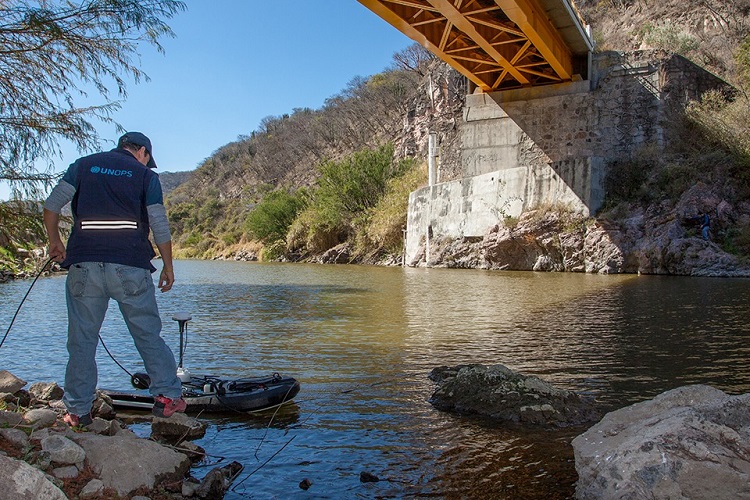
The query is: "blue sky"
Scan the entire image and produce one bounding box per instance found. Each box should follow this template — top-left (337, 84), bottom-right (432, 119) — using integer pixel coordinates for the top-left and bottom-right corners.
top-left (1, 1), bottom-right (413, 199)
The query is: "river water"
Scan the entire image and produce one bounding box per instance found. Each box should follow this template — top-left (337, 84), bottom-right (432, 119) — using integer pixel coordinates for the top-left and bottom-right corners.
top-left (2, 260), bottom-right (750, 498)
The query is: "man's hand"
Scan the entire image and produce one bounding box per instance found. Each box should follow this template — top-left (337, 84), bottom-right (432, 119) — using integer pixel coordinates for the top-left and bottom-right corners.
top-left (48, 240), bottom-right (66, 263)
top-left (155, 241), bottom-right (174, 292)
top-left (158, 267), bottom-right (174, 292)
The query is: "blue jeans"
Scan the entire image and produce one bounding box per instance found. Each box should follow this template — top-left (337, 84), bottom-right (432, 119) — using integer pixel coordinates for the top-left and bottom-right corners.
top-left (63, 262), bottom-right (182, 415)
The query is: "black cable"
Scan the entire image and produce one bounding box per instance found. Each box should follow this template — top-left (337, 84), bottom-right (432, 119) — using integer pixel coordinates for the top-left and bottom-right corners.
top-left (0, 258), bottom-right (53, 349)
top-left (98, 334), bottom-right (133, 377)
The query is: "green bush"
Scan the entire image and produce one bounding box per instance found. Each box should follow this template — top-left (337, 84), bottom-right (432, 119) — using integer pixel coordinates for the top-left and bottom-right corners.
top-left (220, 230), bottom-right (241, 246)
top-left (182, 231), bottom-right (202, 247)
top-left (316, 144), bottom-right (410, 215)
top-left (198, 199), bottom-right (222, 220)
top-left (360, 161), bottom-right (424, 253)
top-left (0, 202), bottom-right (50, 274)
top-left (639, 22), bottom-right (699, 56)
top-left (246, 189), bottom-right (307, 245)
top-left (287, 198), bottom-right (347, 254)
top-left (288, 144), bottom-right (417, 255)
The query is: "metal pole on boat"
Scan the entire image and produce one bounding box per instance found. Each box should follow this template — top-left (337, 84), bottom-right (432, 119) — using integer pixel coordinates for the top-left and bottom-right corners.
top-left (172, 312), bottom-right (192, 369)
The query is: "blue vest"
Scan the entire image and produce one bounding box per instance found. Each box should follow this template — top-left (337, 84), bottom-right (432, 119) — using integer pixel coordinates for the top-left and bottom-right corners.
top-left (63, 149), bottom-right (157, 272)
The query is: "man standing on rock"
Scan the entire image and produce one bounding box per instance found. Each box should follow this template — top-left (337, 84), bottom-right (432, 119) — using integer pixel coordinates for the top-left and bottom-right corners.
top-left (43, 131), bottom-right (186, 427)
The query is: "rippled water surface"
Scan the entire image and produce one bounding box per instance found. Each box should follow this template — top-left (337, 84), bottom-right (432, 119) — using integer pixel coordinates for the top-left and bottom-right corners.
top-left (2, 261), bottom-right (750, 498)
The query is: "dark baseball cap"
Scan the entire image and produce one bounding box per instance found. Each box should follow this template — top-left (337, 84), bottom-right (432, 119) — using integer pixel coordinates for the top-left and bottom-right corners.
top-left (118, 131), bottom-right (157, 169)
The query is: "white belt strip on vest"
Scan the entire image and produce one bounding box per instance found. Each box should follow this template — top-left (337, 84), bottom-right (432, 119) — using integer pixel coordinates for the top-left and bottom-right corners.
top-left (81, 220), bottom-right (138, 230)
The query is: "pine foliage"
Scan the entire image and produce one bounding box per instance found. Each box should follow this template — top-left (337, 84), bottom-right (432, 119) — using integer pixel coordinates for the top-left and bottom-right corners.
top-left (0, 0), bottom-right (186, 198)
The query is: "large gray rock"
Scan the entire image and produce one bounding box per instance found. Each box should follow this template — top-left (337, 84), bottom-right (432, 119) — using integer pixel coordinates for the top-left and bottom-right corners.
top-left (0, 428), bottom-right (29, 449)
top-left (41, 435), bottom-right (86, 465)
top-left (79, 479), bottom-right (104, 498)
top-left (0, 370), bottom-right (26, 393)
top-left (28, 382), bottom-right (64, 401)
top-left (92, 391), bottom-right (117, 420)
top-left (151, 412), bottom-right (207, 441)
top-left (429, 364), bottom-right (600, 427)
top-left (573, 385), bottom-right (750, 499)
top-left (0, 454), bottom-right (67, 499)
top-left (71, 433), bottom-right (191, 496)
top-left (22, 408), bottom-right (57, 429)
top-left (0, 410), bottom-right (24, 427)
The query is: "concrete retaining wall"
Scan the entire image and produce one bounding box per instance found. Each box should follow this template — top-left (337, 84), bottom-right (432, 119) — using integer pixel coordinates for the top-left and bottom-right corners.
top-left (405, 50), bottom-right (731, 266)
top-left (405, 158), bottom-right (605, 265)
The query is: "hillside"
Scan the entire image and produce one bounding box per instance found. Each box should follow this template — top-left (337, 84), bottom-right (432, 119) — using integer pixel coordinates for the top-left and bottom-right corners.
top-left (163, 0), bottom-right (749, 266)
top-left (159, 170), bottom-right (193, 197)
top-left (577, 0), bottom-right (749, 83)
top-left (164, 48), bottom-right (465, 260)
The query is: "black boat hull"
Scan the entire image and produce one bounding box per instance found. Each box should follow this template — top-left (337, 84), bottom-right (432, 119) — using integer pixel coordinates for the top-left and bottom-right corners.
top-left (103, 374), bottom-right (300, 413)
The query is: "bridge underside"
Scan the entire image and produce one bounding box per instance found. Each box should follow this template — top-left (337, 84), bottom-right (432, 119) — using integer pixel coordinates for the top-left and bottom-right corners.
top-left (358, 0), bottom-right (592, 92)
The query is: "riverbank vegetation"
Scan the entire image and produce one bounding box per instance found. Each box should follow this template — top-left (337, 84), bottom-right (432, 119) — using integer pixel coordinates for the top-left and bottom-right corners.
top-left (169, 143), bottom-right (424, 263)
top-left (0, 202), bottom-right (48, 278)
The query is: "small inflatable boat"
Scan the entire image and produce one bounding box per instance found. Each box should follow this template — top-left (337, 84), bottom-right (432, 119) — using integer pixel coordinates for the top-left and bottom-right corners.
top-left (102, 312), bottom-right (301, 414)
top-left (103, 372), bottom-right (300, 413)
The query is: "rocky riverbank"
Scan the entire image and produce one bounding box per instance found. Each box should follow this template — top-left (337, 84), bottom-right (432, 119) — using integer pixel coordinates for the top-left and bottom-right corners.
top-left (0, 370), bottom-right (239, 499)
top-left (414, 182), bottom-right (750, 276)
top-left (212, 181), bottom-right (750, 276)
top-left (429, 364), bottom-right (750, 499)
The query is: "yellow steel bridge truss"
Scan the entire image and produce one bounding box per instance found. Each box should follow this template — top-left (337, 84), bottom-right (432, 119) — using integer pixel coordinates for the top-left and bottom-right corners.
top-left (358, 0), bottom-right (592, 92)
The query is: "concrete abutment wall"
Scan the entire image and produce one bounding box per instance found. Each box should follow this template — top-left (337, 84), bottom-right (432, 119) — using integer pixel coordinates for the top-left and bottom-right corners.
top-left (405, 50), bottom-right (730, 266)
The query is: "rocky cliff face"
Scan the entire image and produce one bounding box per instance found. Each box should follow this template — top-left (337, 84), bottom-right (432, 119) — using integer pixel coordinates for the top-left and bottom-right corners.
top-left (396, 2), bottom-right (750, 277)
top-left (394, 59), bottom-right (465, 181)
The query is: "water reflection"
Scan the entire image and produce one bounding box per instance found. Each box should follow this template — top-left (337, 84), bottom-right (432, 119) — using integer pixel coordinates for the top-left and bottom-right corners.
top-left (2, 261), bottom-right (750, 498)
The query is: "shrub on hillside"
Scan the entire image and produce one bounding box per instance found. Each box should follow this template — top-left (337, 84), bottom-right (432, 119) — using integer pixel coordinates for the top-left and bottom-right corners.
top-left (638, 21), bottom-right (699, 56)
top-left (287, 144), bottom-right (417, 256)
top-left (316, 144), bottom-right (411, 215)
top-left (684, 90), bottom-right (750, 162)
top-left (357, 161), bottom-right (425, 255)
top-left (245, 189), bottom-right (307, 245)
